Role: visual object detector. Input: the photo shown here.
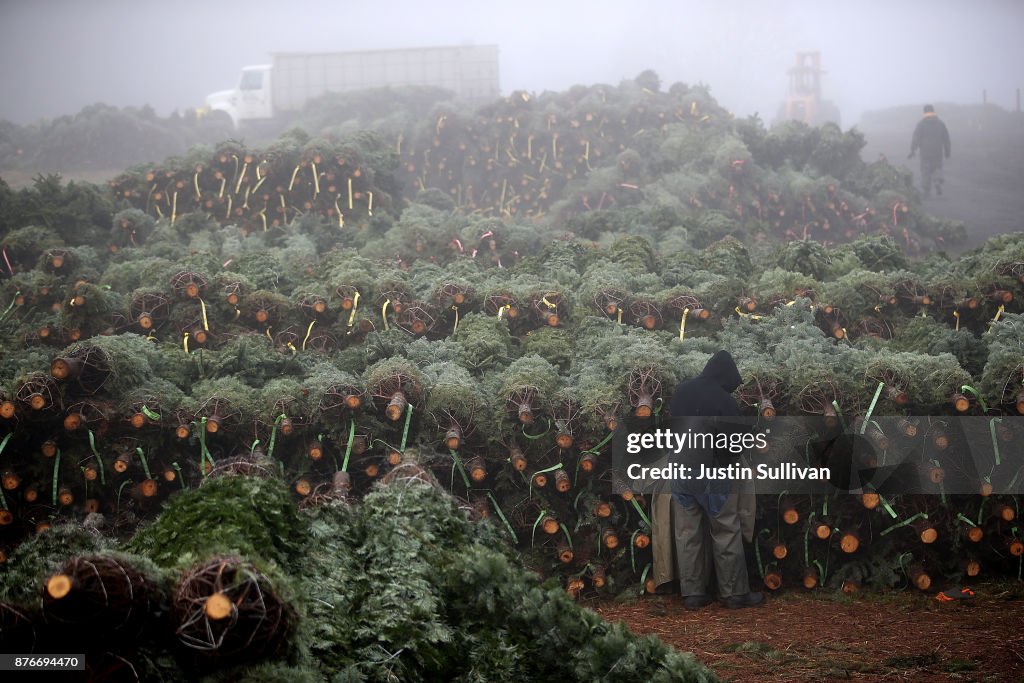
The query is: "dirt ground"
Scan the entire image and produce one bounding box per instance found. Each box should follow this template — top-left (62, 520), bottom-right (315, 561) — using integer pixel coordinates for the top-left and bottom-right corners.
top-left (592, 584), bottom-right (1024, 682)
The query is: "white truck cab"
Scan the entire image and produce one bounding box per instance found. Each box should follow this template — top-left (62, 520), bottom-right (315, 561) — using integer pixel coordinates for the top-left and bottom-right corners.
top-left (205, 65), bottom-right (273, 127)
top-left (204, 46), bottom-right (500, 129)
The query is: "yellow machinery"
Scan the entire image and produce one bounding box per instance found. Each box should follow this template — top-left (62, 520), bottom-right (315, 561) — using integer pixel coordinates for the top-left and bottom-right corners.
top-left (779, 52), bottom-right (841, 126)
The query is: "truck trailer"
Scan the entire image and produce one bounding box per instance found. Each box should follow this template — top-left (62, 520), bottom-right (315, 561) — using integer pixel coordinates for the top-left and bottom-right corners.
top-left (205, 44), bottom-right (500, 128)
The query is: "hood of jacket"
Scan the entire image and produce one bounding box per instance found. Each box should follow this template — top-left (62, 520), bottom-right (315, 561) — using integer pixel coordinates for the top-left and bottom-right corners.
top-left (701, 350), bottom-right (742, 393)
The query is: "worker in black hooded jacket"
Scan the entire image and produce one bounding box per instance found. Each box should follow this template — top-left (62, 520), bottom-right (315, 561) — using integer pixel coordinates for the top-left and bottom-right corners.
top-left (667, 350), bottom-right (763, 610)
top-left (909, 104), bottom-right (951, 198)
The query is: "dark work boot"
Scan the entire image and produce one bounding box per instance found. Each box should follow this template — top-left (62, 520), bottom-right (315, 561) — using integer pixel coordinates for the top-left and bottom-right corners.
top-left (683, 594), bottom-right (714, 610)
top-left (721, 592), bottom-right (764, 609)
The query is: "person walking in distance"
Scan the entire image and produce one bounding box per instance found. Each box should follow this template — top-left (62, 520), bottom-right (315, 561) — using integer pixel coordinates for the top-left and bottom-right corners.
top-left (668, 350), bottom-right (763, 610)
top-left (909, 104), bottom-right (951, 197)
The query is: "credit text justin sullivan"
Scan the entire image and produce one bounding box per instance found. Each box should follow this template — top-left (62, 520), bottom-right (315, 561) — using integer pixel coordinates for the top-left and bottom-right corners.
top-left (626, 462), bottom-right (831, 481)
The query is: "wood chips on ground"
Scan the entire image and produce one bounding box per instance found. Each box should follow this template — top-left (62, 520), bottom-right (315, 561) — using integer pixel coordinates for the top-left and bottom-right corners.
top-left (590, 585), bottom-right (1024, 682)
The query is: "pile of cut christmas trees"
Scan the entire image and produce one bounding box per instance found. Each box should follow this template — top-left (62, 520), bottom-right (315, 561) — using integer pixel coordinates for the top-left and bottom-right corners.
top-left (1, 197), bottom-right (1021, 600)
top-left (106, 71), bottom-right (965, 253)
top-left (0, 71), bottom-right (1022, 609)
top-left (0, 466), bottom-right (715, 681)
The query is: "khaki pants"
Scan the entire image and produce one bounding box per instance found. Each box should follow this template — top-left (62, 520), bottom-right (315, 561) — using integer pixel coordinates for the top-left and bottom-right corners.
top-left (672, 493), bottom-right (749, 598)
top-left (652, 484), bottom-right (755, 590)
top-left (651, 493), bottom-right (676, 589)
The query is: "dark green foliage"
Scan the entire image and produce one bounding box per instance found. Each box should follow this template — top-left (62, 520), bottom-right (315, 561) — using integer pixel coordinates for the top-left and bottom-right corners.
top-left (808, 123), bottom-right (866, 178)
top-left (699, 237), bottom-right (753, 280)
top-left (521, 326), bottom-right (574, 371)
top-left (0, 523), bottom-right (110, 604)
top-left (116, 376), bottom-right (186, 417)
top-left (450, 312), bottom-right (514, 373)
top-left (110, 208), bottom-right (157, 249)
top-left (416, 187), bottom-right (458, 211)
top-left (688, 211), bottom-right (743, 249)
top-left (979, 314), bottom-right (1024, 407)
top-left (774, 239), bottom-right (831, 279)
top-left (294, 502), bottom-right (363, 676)
top-left (0, 103), bottom-right (233, 171)
top-left (606, 235), bottom-right (657, 273)
top-left (864, 350), bottom-right (972, 413)
top-left (0, 470), bottom-right (717, 680)
top-left (0, 225), bottom-right (62, 271)
top-left (99, 255), bottom-right (174, 292)
top-left (754, 267), bottom-right (821, 303)
top-left (345, 481), bottom-right (470, 680)
top-left (843, 235), bottom-right (909, 272)
top-left (297, 476), bottom-right (715, 682)
top-left (0, 174), bottom-right (114, 245)
top-left (200, 662), bottom-right (323, 683)
top-left (443, 546), bottom-right (716, 682)
top-left (566, 206), bottom-right (642, 241)
top-left (496, 354), bottom-right (561, 405)
top-left (60, 333), bottom-right (195, 394)
top-left (183, 375), bottom-right (262, 432)
top-left (828, 544), bottom-right (903, 591)
top-left (126, 474), bottom-right (307, 570)
top-left (424, 362), bottom-right (487, 438)
top-left (0, 345), bottom-right (53, 393)
top-left (364, 356), bottom-right (424, 397)
top-left (516, 239), bottom-right (590, 287)
top-left (844, 157), bottom-right (916, 200)
top-left (204, 334), bottom-right (305, 387)
top-left (228, 252), bottom-right (290, 292)
top-left (754, 121), bottom-right (820, 170)
top-left (892, 316), bottom-right (988, 377)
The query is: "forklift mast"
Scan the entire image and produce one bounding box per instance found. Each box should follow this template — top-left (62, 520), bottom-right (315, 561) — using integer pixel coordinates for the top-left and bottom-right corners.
top-left (783, 51), bottom-right (825, 125)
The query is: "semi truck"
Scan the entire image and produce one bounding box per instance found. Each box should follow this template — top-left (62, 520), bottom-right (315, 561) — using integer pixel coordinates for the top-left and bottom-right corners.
top-left (204, 44), bottom-right (500, 128)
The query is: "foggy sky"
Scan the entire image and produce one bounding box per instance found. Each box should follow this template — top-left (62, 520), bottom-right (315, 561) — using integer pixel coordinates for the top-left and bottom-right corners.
top-left (1, 0), bottom-right (1022, 127)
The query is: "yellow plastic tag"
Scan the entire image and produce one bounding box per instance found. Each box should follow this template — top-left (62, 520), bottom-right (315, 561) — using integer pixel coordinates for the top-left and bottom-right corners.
top-left (347, 290), bottom-right (361, 328)
top-left (679, 307), bottom-right (690, 341)
top-left (302, 320), bottom-right (316, 351)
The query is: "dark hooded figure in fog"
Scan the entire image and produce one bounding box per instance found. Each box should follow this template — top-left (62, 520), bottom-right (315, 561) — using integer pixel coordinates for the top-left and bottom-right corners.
top-left (908, 104), bottom-right (951, 198)
top-left (667, 351), bottom-right (763, 610)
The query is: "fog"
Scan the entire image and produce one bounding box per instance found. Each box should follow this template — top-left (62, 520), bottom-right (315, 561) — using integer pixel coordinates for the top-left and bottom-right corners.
top-left (1, 0), bottom-right (1021, 126)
